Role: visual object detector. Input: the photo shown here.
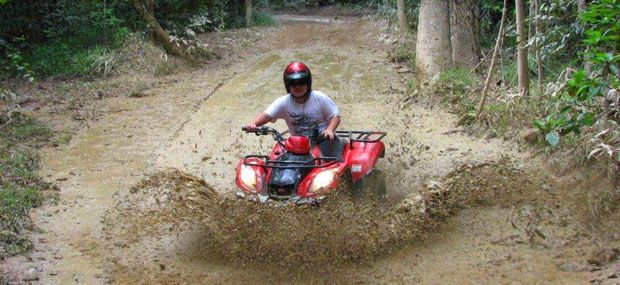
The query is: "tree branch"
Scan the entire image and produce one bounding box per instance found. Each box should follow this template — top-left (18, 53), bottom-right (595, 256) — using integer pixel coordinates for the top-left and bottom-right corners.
top-left (474, 0), bottom-right (509, 122)
top-left (133, 0), bottom-right (189, 59)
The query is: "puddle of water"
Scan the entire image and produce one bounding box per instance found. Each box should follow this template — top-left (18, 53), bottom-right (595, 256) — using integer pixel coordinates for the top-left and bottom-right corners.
top-left (274, 14), bottom-right (349, 24)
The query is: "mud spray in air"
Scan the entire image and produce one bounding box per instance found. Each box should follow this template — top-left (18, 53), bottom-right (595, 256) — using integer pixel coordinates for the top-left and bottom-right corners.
top-left (103, 159), bottom-right (544, 282)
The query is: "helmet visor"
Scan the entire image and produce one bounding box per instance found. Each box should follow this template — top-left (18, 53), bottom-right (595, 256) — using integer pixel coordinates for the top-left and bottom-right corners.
top-left (285, 73), bottom-right (310, 87)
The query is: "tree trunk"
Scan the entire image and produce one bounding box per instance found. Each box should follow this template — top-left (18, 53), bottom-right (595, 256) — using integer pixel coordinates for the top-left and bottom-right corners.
top-left (245, 0), bottom-right (252, 27)
top-left (397, 0), bottom-right (407, 40)
top-left (515, 0), bottom-right (530, 96)
top-left (528, 1), bottom-right (535, 40)
top-left (534, 0), bottom-right (543, 93)
top-left (450, 0), bottom-right (480, 70)
top-left (133, 0), bottom-right (188, 58)
top-left (415, 0), bottom-right (452, 80)
top-left (577, 0), bottom-right (591, 75)
top-left (475, 0), bottom-right (509, 121)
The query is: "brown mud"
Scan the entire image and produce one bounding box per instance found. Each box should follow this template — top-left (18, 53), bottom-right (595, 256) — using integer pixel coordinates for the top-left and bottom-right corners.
top-left (2, 14), bottom-right (619, 284)
top-left (102, 160), bottom-right (540, 281)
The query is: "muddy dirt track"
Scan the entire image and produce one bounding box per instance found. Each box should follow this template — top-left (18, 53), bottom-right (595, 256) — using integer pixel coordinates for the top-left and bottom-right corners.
top-left (3, 15), bottom-right (615, 284)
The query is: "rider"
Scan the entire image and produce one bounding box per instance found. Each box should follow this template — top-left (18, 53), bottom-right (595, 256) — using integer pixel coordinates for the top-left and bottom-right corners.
top-left (243, 61), bottom-right (344, 159)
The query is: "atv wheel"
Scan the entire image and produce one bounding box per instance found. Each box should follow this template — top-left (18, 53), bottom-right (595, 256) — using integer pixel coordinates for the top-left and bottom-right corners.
top-left (337, 169), bottom-right (355, 197)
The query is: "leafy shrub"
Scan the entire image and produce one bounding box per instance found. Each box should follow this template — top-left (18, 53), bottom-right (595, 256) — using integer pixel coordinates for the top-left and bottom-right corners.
top-left (535, 0), bottom-right (619, 147)
top-left (0, 38), bottom-right (34, 81)
top-left (391, 45), bottom-right (415, 65)
top-left (85, 47), bottom-right (120, 77)
top-left (254, 11), bottom-right (277, 26)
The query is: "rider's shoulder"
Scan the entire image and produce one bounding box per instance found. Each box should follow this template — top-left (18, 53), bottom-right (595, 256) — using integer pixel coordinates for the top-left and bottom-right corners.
top-left (310, 90), bottom-right (329, 99)
top-left (274, 94), bottom-right (290, 103)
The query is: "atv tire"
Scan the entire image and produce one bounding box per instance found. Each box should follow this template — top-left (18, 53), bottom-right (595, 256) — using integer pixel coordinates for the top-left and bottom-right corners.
top-left (337, 169), bottom-right (356, 197)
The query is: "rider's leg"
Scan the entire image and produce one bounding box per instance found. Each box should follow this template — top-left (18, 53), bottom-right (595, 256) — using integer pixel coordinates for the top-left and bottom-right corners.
top-left (318, 138), bottom-right (344, 161)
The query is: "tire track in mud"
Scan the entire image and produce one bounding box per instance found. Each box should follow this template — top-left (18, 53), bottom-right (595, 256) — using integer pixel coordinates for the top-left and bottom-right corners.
top-left (170, 81), bottom-right (226, 140)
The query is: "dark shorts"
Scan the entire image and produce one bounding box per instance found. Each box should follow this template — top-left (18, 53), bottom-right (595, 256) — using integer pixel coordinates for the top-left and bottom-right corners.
top-left (318, 138), bottom-right (345, 161)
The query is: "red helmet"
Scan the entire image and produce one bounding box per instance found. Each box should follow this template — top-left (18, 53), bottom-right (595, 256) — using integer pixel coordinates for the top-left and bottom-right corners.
top-left (283, 62), bottom-right (312, 94)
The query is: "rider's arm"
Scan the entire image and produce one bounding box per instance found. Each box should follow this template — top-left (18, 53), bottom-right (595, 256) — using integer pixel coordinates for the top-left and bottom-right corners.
top-left (245, 112), bottom-right (273, 130)
top-left (326, 115), bottom-right (341, 132)
top-left (322, 115), bottom-right (341, 139)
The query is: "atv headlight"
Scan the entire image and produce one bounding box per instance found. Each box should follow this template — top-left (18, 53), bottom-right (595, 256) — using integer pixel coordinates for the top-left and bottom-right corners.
top-left (239, 165), bottom-right (257, 190)
top-left (309, 168), bottom-right (338, 193)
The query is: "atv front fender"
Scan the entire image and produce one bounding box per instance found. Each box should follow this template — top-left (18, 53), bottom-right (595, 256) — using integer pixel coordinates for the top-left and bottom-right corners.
top-left (347, 141), bottom-right (385, 182)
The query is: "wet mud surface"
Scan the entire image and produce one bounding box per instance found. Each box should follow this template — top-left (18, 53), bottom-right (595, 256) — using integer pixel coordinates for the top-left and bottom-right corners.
top-left (3, 14), bottom-right (618, 284)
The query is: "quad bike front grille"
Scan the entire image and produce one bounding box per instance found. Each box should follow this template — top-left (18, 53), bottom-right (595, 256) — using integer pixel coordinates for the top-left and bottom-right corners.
top-left (268, 184), bottom-right (295, 199)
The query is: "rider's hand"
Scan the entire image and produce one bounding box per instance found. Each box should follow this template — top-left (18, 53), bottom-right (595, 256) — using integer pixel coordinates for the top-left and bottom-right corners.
top-left (322, 129), bottom-right (335, 140)
top-left (244, 123), bottom-right (258, 131)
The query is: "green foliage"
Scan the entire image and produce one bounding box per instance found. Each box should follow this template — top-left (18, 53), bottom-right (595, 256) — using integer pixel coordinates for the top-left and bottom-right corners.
top-left (431, 68), bottom-right (479, 126)
top-left (1, 115), bottom-right (52, 145)
top-left (440, 68), bottom-right (475, 86)
top-left (0, 184), bottom-right (43, 216)
top-left (580, 0), bottom-right (620, 44)
top-left (438, 68), bottom-right (476, 98)
top-left (479, 0), bottom-right (507, 47)
top-left (0, 2), bottom-right (57, 44)
top-left (1, 0), bottom-right (129, 78)
top-left (45, 2), bottom-right (129, 47)
top-left (535, 0), bottom-right (620, 147)
top-left (0, 0), bottom-right (263, 78)
top-left (112, 0), bottom-right (252, 31)
top-left (253, 11), bottom-right (277, 27)
top-left (0, 183), bottom-right (43, 255)
top-left (536, 0), bottom-right (582, 60)
top-left (23, 43), bottom-right (119, 77)
top-left (391, 44), bottom-right (415, 65)
top-left (54, 129), bottom-right (72, 146)
top-left (534, 70), bottom-right (601, 138)
top-left (0, 115), bottom-right (51, 256)
top-left (431, 67), bottom-right (552, 140)
top-left (1, 46), bottom-right (35, 82)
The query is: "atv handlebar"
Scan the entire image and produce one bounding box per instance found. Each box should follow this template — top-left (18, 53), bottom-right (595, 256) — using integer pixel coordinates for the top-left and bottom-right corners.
top-left (242, 127), bottom-right (387, 143)
top-left (242, 126), bottom-right (285, 146)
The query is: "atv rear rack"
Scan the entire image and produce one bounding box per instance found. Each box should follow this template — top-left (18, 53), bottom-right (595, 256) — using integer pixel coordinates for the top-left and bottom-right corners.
top-left (243, 155), bottom-right (340, 169)
top-left (335, 130), bottom-right (386, 149)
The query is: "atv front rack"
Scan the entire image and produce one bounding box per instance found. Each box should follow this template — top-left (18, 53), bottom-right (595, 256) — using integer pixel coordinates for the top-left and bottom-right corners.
top-left (243, 155), bottom-right (339, 169)
top-left (335, 130), bottom-right (386, 149)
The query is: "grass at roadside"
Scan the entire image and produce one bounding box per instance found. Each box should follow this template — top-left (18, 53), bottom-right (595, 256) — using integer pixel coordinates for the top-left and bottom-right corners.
top-left (0, 113), bottom-right (55, 257)
top-left (419, 67), bottom-right (552, 141)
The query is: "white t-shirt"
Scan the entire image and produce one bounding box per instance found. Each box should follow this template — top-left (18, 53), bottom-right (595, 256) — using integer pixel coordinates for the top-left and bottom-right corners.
top-left (264, 91), bottom-right (339, 137)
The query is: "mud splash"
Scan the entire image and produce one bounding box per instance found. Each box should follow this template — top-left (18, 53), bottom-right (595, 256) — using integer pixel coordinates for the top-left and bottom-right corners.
top-left (103, 159), bottom-right (546, 281)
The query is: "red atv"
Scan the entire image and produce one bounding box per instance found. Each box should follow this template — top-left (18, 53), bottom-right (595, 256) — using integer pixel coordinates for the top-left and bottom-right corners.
top-left (235, 126), bottom-right (387, 204)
